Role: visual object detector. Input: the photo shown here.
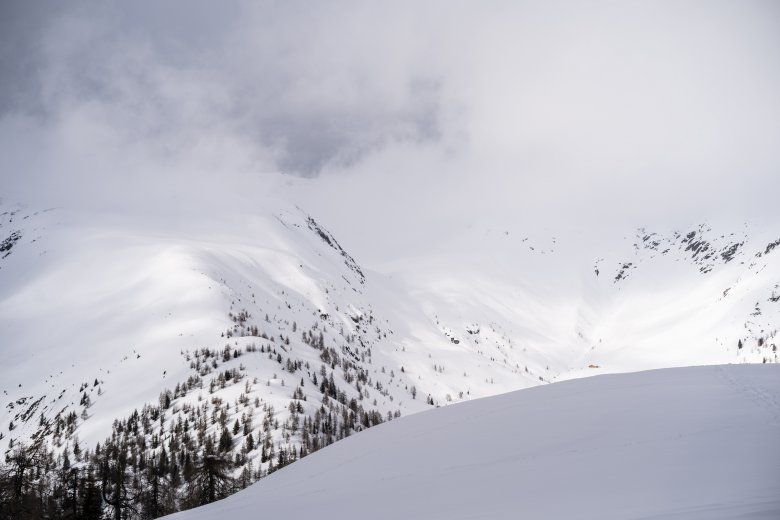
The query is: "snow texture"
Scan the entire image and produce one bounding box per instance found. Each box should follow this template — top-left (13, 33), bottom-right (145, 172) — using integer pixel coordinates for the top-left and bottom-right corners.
top-left (167, 364), bottom-right (780, 520)
top-left (2, 196), bottom-right (780, 462)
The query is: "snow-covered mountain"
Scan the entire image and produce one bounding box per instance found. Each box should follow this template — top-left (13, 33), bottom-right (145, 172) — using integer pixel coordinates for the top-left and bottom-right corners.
top-left (1, 189), bottom-right (779, 515)
top-left (165, 364), bottom-right (780, 520)
top-left (2, 2), bottom-right (778, 518)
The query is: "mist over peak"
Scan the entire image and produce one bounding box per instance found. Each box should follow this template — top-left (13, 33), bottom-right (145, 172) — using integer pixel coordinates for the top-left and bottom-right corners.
top-left (1, 0), bottom-right (778, 230)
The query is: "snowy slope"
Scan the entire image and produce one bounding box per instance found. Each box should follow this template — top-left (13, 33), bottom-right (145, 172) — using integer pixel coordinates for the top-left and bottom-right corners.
top-left (380, 220), bottom-right (780, 384)
top-left (165, 364), bottom-right (780, 520)
top-left (1, 191), bottom-right (779, 484)
top-left (0, 199), bottom-right (436, 466)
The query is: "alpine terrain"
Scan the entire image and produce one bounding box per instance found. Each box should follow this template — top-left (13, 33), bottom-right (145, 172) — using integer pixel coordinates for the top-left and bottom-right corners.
top-left (1, 190), bottom-right (779, 518)
top-left (2, 0), bottom-right (779, 518)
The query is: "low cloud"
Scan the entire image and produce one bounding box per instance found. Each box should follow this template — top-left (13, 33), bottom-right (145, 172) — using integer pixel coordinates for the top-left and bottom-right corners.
top-left (0, 0), bottom-right (778, 226)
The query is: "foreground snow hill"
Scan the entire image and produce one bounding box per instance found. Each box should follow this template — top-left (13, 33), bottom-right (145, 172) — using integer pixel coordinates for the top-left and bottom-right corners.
top-left (167, 364), bottom-right (780, 520)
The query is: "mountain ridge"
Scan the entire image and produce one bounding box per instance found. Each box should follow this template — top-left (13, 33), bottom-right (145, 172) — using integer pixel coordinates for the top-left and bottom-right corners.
top-left (1, 197), bottom-right (778, 517)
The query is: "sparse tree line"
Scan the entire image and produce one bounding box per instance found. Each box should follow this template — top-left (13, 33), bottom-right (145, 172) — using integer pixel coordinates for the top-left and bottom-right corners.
top-left (1, 318), bottom-right (396, 519)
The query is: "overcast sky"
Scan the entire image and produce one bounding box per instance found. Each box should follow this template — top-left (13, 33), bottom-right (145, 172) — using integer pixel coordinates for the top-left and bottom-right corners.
top-left (1, 1), bottom-right (779, 232)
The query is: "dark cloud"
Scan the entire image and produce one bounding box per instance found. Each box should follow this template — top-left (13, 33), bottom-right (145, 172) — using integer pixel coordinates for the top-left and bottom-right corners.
top-left (0, 0), bottom-right (778, 225)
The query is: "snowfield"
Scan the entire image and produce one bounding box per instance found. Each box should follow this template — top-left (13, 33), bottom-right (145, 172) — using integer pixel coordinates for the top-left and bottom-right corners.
top-left (1, 194), bottom-right (780, 462)
top-left (166, 364), bottom-right (780, 520)
top-left (1, 3), bottom-right (778, 518)
top-left (1, 194), bottom-right (779, 517)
